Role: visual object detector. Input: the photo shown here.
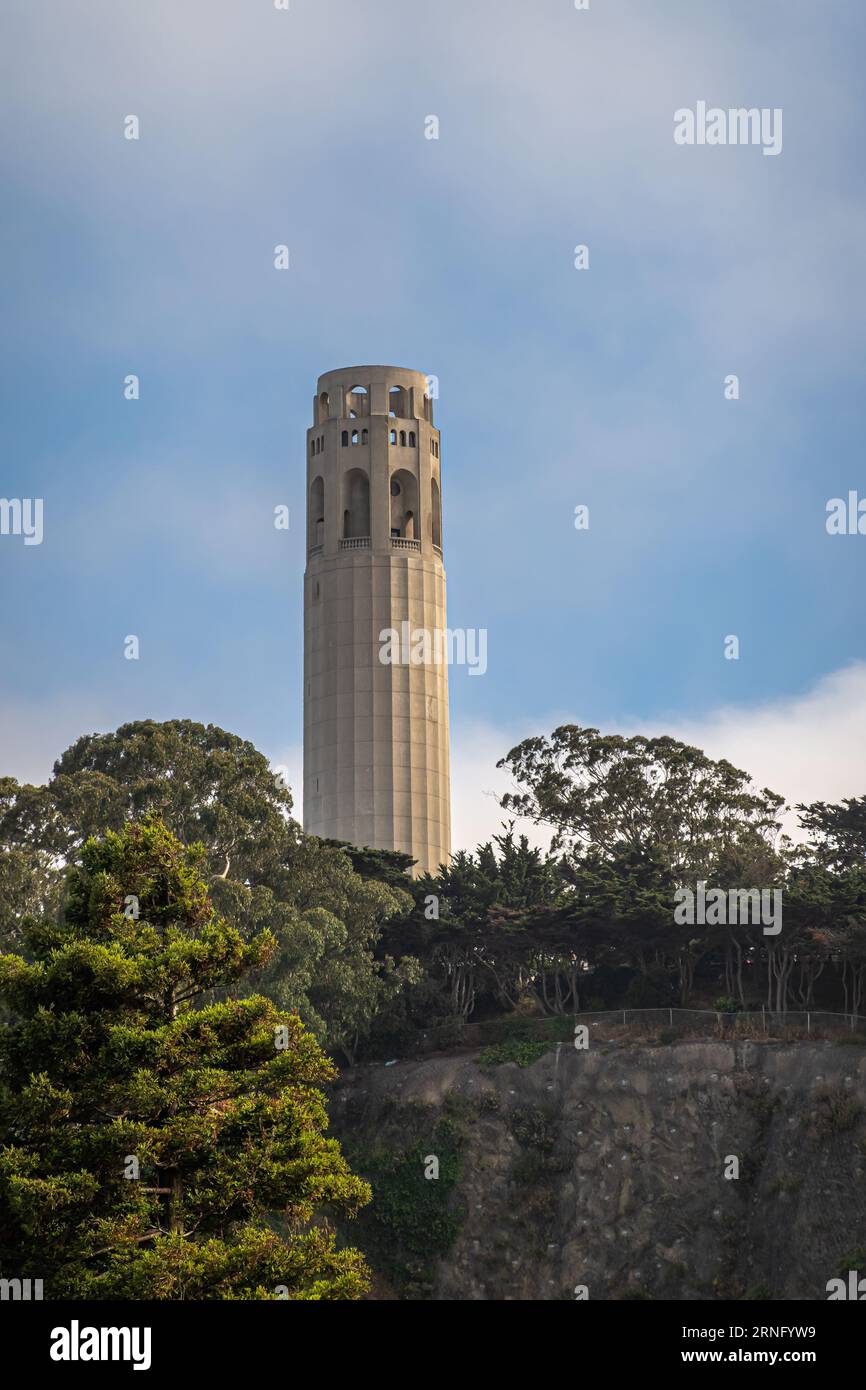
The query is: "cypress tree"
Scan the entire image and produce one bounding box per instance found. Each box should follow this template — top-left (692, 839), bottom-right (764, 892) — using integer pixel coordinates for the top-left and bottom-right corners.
top-left (0, 817), bottom-right (370, 1299)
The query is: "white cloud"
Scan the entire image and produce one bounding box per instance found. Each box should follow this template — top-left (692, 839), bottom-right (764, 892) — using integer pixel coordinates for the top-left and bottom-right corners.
top-left (3, 664), bottom-right (863, 859)
top-left (654, 661), bottom-right (866, 836)
top-left (449, 662), bottom-right (866, 852)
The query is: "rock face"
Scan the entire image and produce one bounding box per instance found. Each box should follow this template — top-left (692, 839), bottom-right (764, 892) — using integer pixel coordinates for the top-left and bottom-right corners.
top-left (330, 1041), bottom-right (866, 1301)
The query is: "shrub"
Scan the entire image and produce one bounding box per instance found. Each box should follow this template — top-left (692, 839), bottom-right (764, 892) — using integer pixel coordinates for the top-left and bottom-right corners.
top-left (431, 1015), bottom-right (466, 1051)
top-left (478, 1039), bottom-right (549, 1068)
top-left (510, 1106), bottom-right (556, 1150)
top-left (808, 1086), bottom-right (863, 1138)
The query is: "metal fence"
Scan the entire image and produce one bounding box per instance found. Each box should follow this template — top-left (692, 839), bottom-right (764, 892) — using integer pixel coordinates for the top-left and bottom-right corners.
top-left (572, 1007), bottom-right (866, 1038)
top-left (467, 1007), bottom-right (866, 1051)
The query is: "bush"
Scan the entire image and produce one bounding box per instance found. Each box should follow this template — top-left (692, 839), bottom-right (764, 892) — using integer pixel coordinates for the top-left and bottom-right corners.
top-left (478, 1039), bottom-right (549, 1068)
top-left (431, 1015), bottom-right (466, 1051)
top-left (623, 966), bottom-right (675, 1008)
top-left (510, 1106), bottom-right (556, 1150)
top-left (808, 1086), bottom-right (863, 1138)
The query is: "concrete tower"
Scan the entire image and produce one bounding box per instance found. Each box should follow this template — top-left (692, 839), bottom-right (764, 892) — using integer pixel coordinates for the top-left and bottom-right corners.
top-left (303, 365), bottom-right (451, 876)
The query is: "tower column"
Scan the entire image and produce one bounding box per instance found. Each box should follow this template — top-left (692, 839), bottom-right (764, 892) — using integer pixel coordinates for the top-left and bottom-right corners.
top-left (303, 365), bottom-right (451, 877)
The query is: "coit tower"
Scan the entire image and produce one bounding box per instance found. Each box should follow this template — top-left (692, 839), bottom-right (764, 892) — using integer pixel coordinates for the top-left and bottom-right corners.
top-left (303, 366), bottom-right (451, 877)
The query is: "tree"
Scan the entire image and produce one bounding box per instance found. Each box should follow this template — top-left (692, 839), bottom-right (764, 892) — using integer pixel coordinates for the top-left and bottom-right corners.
top-left (0, 817), bottom-right (371, 1299)
top-left (320, 839), bottom-right (418, 893)
top-left (0, 776), bottom-right (66, 954)
top-left (0, 720), bottom-right (296, 954)
top-left (0, 721), bottom-right (420, 1061)
top-left (245, 860), bottom-right (420, 1065)
top-left (50, 719), bottom-right (295, 883)
top-left (404, 828), bottom-right (568, 1018)
top-left (497, 726), bottom-right (784, 879)
top-left (797, 796), bottom-right (866, 871)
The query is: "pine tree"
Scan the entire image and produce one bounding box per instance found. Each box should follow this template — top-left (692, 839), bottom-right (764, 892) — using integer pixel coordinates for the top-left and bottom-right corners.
top-left (0, 817), bottom-right (371, 1299)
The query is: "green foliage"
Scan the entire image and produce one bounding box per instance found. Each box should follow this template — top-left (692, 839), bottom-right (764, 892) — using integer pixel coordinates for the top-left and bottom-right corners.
top-left (423, 825), bottom-right (567, 925)
top-left (478, 1038), bottom-right (550, 1068)
top-left (497, 725), bottom-right (784, 877)
top-left (623, 966), bottom-right (675, 1008)
top-left (807, 1086), bottom-right (863, 1138)
top-left (0, 722), bottom-right (418, 1064)
top-left (342, 1111), bottom-right (465, 1295)
top-left (797, 796), bottom-right (866, 871)
top-left (372, 1130), bottom-right (462, 1256)
top-left (510, 1106), bottom-right (556, 1150)
top-left (4, 717), bottom-right (866, 1059)
top-left (0, 818), bottom-right (370, 1300)
top-left (834, 1248), bottom-right (866, 1277)
top-left (319, 840), bottom-right (418, 893)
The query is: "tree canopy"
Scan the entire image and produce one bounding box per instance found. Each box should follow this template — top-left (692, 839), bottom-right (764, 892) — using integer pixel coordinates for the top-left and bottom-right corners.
top-left (0, 817), bottom-right (370, 1299)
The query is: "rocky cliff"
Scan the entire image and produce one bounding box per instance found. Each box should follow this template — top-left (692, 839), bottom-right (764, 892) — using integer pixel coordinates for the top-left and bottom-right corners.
top-left (330, 1040), bottom-right (866, 1300)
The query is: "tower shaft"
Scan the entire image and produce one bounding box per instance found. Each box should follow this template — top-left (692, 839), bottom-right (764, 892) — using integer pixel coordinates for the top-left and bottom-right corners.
top-left (303, 366), bottom-right (451, 877)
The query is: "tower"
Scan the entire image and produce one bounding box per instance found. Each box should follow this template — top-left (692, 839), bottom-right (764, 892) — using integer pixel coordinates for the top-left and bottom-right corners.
top-left (303, 366), bottom-right (451, 876)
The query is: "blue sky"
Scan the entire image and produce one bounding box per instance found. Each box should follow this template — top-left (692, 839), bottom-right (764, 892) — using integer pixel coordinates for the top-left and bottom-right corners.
top-left (2, 0), bottom-right (865, 847)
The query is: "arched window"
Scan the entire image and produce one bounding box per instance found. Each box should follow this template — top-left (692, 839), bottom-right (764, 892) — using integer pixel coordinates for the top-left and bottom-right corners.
top-left (390, 429), bottom-right (397, 445)
top-left (347, 384), bottom-right (369, 418)
top-left (390, 468), bottom-right (419, 538)
top-left (361, 428), bottom-right (368, 444)
top-left (342, 468), bottom-right (370, 538)
top-left (431, 476), bottom-right (442, 549)
top-left (351, 429), bottom-right (359, 445)
top-left (399, 430), bottom-right (406, 447)
top-left (341, 430), bottom-right (349, 447)
top-left (409, 431), bottom-right (416, 447)
top-left (389, 385), bottom-right (408, 418)
top-left (310, 439), bottom-right (315, 457)
top-left (318, 391), bottom-right (329, 424)
top-left (309, 476), bottom-right (325, 549)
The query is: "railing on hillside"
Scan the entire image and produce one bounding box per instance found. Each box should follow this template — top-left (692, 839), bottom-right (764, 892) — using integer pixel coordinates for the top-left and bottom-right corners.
top-left (575, 1007), bottom-right (865, 1036)
top-left (468, 1007), bottom-right (866, 1049)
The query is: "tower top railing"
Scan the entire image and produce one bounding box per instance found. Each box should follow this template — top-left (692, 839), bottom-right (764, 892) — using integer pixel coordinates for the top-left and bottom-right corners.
top-left (313, 366), bottom-right (435, 428)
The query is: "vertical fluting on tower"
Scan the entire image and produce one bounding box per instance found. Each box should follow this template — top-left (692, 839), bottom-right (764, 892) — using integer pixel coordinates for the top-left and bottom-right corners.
top-left (303, 366), bottom-right (451, 877)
